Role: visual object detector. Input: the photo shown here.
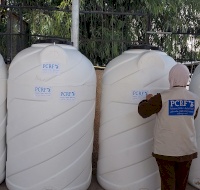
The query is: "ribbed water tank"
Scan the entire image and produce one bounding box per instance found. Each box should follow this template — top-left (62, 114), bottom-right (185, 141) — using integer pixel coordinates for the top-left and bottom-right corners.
top-left (97, 45), bottom-right (176, 190)
top-left (6, 40), bottom-right (96, 190)
top-left (0, 54), bottom-right (7, 184)
top-left (189, 64), bottom-right (200, 190)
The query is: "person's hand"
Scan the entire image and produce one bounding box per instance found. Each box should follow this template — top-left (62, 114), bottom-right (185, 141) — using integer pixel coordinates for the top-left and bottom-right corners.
top-left (146, 94), bottom-right (153, 100)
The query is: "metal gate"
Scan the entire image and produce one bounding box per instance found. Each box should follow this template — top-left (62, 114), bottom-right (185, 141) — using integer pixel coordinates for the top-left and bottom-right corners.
top-left (0, 0), bottom-right (199, 68)
top-left (0, 0), bottom-right (71, 63)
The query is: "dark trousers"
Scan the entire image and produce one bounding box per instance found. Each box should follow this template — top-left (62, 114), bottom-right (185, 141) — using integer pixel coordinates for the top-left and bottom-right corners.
top-left (156, 158), bottom-right (192, 190)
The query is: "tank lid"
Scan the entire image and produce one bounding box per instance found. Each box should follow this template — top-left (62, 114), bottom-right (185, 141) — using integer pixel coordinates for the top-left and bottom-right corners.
top-left (128, 44), bottom-right (161, 51)
top-left (35, 38), bottom-right (73, 45)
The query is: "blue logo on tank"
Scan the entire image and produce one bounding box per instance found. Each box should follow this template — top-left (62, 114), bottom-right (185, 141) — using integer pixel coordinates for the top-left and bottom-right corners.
top-left (168, 100), bottom-right (195, 116)
top-left (42, 63), bottom-right (60, 74)
top-left (60, 91), bottom-right (76, 100)
top-left (35, 86), bottom-right (51, 96)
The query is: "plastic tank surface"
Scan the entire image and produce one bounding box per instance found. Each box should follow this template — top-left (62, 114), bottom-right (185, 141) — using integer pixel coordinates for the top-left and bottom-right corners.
top-left (97, 46), bottom-right (176, 190)
top-left (0, 54), bottom-right (7, 184)
top-left (189, 64), bottom-right (200, 190)
top-left (6, 42), bottom-right (96, 190)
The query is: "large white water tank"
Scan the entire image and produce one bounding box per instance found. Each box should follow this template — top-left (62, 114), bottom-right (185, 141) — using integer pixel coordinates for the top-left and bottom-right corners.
top-left (6, 40), bottom-right (96, 190)
top-left (97, 45), bottom-right (176, 190)
top-left (0, 54), bottom-right (7, 184)
top-left (189, 64), bottom-right (200, 190)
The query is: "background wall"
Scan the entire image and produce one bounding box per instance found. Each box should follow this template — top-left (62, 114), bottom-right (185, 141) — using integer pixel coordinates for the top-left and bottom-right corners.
top-left (93, 69), bottom-right (103, 175)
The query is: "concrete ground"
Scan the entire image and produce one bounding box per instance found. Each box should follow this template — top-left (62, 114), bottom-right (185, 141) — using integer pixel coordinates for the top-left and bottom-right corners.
top-left (0, 175), bottom-right (198, 190)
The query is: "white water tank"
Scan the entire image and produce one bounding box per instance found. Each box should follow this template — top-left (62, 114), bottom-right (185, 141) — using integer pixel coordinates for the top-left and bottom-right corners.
top-left (0, 54), bottom-right (7, 184)
top-left (97, 45), bottom-right (176, 190)
top-left (189, 64), bottom-right (200, 190)
top-left (6, 40), bottom-right (96, 190)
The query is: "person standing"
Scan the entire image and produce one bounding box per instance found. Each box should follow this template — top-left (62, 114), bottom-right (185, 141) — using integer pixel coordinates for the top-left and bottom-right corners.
top-left (138, 64), bottom-right (200, 190)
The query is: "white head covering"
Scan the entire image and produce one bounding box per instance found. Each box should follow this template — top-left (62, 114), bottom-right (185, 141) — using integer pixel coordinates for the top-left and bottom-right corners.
top-left (169, 64), bottom-right (190, 88)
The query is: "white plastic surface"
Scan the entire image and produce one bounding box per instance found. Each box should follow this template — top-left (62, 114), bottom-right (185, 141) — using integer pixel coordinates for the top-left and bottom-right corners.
top-left (0, 55), bottom-right (7, 184)
top-left (97, 49), bottom-right (176, 190)
top-left (189, 64), bottom-right (200, 190)
top-left (6, 43), bottom-right (96, 190)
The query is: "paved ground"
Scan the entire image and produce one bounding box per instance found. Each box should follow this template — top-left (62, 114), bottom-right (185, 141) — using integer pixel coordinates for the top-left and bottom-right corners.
top-left (0, 175), bottom-right (198, 190)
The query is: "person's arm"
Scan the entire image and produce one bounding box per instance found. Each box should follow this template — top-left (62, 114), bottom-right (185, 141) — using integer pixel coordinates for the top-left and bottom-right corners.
top-left (138, 93), bottom-right (162, 118)
top-left (194, 107), bottom-right (199, 119)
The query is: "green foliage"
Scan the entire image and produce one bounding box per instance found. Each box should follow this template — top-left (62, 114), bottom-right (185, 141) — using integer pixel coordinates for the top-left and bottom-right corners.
top-left (79, 0), bottom-right (200, 65)
top-left (0, 7), bottom-right (7, 33)
top-left (23, 0), bottom-right (72, 41)
top-left (0, 6), bottom-right (8, 58)
top-left (1, 0), bottom-right (200, 64)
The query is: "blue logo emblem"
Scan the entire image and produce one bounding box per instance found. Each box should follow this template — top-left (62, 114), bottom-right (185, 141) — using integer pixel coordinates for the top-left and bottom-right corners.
top-left (168, 100), bottom-right (195, 116)
top-left (35, 86), bottom-right (51, 96)
top-left (60, 91), bottom-right (76, 100)
top-left (42, 63), bottom-right (60, 74)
